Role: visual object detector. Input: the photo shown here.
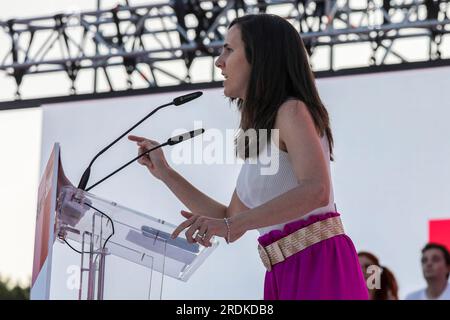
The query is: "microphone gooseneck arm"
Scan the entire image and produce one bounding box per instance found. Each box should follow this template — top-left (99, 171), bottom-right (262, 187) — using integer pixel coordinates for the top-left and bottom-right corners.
top-left (77, 91), bottom-right (203, 190)
top-left (85, 142), bottom-right (169, 192)
top-left (89, 103), bottom-right (171, 168)
top-left (85, 128), bottom-right (205, 192)
top-left (77, 102), bottom-right (171, 190)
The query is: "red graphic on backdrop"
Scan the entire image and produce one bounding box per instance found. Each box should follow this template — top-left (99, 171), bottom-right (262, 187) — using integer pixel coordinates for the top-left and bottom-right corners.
top-left (429, 219), bottom-right (450, 251)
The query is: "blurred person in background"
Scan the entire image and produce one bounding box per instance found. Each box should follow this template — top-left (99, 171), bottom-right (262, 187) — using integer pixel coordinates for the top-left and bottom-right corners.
top-left (358, 251), bottom-right (399, 300)
top-left (405, 243), bottom-right (450, 300)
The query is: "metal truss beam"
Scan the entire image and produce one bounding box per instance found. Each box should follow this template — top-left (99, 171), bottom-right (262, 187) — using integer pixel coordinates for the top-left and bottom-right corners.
top-left (0, 0), bottom-right (449, 100)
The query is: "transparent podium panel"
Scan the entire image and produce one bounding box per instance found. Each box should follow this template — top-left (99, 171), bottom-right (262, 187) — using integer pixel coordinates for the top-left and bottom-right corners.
top-left (54, 185), bottom-right (218, 299)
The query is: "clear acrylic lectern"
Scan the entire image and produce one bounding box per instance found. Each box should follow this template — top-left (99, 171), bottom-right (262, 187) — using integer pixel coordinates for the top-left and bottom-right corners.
top-left (55, 185), bottom-right (218, 300)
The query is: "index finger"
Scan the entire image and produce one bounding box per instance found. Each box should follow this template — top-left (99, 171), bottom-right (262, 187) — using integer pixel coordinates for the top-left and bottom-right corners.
top-left (128, 135), bottom-right (147, 142)
top-left (171, 216), bottom-right (197, 239)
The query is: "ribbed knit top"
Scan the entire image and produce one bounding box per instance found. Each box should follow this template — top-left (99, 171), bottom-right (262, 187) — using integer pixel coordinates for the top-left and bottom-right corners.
top-left (236, 134), bottom-right (335, 235)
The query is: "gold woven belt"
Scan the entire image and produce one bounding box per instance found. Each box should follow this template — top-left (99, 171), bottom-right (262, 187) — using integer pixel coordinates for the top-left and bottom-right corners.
top-left (258, 216), bottom-right (345, 272)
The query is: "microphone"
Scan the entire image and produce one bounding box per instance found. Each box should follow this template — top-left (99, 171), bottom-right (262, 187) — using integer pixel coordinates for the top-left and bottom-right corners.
top-left (167, 128), bottom-right (205, 145)
top-left (173, 92), bottom-right (202, 106)
top-left (85, 128), bottom-right (205, 192)
top-left (77, 91), bottom-right (203, 190)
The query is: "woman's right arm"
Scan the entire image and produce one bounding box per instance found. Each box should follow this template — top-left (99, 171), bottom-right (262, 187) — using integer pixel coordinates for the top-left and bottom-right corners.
top-left (129, 135), bottom-right (249, 219)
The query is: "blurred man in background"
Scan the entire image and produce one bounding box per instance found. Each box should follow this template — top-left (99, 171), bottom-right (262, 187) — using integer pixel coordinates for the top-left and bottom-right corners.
top-left (406, 243), bottom-right (450, 300)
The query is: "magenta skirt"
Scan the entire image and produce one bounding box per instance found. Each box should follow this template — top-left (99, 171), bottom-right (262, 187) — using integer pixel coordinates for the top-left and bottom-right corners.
top-left (258, 212), bottom-right (369, 300)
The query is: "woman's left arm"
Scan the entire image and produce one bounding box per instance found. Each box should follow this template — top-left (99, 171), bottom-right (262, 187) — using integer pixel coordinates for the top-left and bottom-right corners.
top-left (171, 100), bottom-right (331, 245)
top-left (231, 99), bottom-right (331, 236)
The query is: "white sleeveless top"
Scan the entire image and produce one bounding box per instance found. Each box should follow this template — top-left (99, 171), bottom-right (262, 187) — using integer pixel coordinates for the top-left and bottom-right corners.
top-left (236, 134), bottom-right (335, 235)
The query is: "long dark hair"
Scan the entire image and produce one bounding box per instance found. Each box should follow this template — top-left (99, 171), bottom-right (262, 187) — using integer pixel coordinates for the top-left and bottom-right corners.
top-left (378, 266), bottom-right (399, 300)
top-left (358, 251), bottom-right (399, 300)
top-left (229, 14), bottom-right (334, 160)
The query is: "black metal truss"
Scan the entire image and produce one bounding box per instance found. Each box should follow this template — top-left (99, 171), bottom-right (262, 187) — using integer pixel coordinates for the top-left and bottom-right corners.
top-left (0, 0), bottom-right (449, 99)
